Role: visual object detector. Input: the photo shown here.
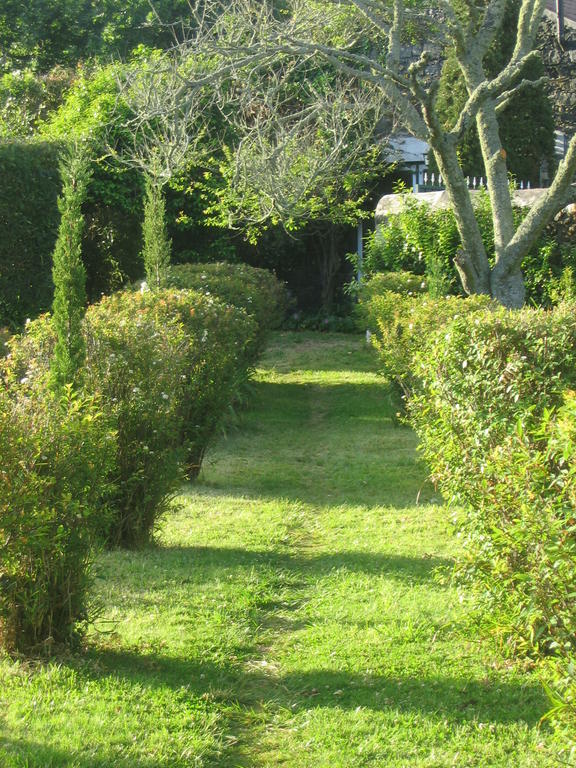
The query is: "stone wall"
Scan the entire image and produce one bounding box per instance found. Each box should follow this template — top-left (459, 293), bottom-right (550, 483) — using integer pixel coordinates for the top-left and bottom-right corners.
top-left (375, 188), bottom-right (575, 226)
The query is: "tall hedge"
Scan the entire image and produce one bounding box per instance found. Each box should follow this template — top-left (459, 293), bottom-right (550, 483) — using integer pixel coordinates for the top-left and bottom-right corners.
top-left (0, 140), bottom-right (143, 329)
top-left (0, 142), bottom-right (60, 327)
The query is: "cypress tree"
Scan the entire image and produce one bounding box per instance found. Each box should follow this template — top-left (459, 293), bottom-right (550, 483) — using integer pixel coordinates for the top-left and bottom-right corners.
top-left (141, 172), bottom-right (172, 290)
top-left (50, 144), bottom-right (91, 390)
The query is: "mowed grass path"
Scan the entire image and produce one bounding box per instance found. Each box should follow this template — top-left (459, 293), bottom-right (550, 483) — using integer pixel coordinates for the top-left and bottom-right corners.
top-left (0, 332), bottom-right (556, 767)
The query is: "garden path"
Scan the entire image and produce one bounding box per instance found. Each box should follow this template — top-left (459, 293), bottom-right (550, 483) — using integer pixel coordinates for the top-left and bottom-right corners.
top-left (0, 332), bottom-right (557, 767)
top-left (174, 332), bottom-right (556, 767)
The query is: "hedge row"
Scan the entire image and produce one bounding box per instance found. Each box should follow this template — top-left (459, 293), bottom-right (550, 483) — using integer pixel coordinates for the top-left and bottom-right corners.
top-left (367, 286), bottom-right (576, 750)
top-left (0, 141), bottom-right (143, 329)
top-left (0, 267), bottom-right (285, 652)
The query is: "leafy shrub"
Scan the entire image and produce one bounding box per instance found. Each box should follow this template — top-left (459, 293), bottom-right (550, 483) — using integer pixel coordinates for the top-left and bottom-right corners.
top-left (84, 292), bottom-right (193, 546)
top-left (409, 305), bottom-right (576, 743)
top-left (356, 271), bottom-right (427, 330)
top-left (3, 288), bottom-right (256, 546)
top-left (0, 385), bottom-right (114, 652)
top-left (0, 141), bottom-right (61, 327)
top-left (366, 190), bottom-right (495, 296)
top-left (369, 190), bottom-right (576, 306)
top-left (522, 236), bottom-right (576, 307)
top-left (366, 291), bottom-right (495, 398)
top-left (165, 262), bottom-right (288, 355)
top-left (0, 327), bottom-right (10, 357)
top-left (410, 303), bottom-right (576, 507)
top-left (0, 140), bottom-right (144, 329)
top-left (89, 288), bottom-right (256, 488)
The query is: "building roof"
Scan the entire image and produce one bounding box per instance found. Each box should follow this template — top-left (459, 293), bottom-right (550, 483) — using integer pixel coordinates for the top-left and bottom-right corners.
top-left (546, 0), bottom-right (576, 24)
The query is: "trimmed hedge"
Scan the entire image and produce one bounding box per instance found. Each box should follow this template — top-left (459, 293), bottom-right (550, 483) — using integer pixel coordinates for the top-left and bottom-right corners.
top-left (165, 262), bottom-right (288, 355)
top-left (0, 385), bottom-right (114, 652)
top-left (365, 289), bottom-right (494, 398)
top-left (407, 303), bottom-right (576, 749)
top-left (0, 141), bottom-right (143, 329)
top-left (367, 291), bottom-right (576, 746)
top-left (0, 142), bottom-right (60, 327)
top-left (3, 287), bottom-right (257, 548)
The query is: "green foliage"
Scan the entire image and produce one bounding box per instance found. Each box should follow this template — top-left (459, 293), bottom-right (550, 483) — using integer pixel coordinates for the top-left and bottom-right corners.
top-left (0, 141), bottom-right (61, 327)
top-left (364, 190), bottom-right (497, 296)
top-left (356, 271), bottom-right (427, 328)
top-left (522, 237), bottom-right (576, 307)
top-left (40, 63), bottom-right (144, 214)
top-left (408, 305), bottom-right (576, 744)
top-left (49, 144), bottom-right (91, 390)
top-left (165, 262), bottom-right (288, 355)
top-left (4, 286), bottom-right (258, 546)
top-left (366, 291), bottom-right (495, 398)
top-left (0, 0), bottom-right (194, 73)
top-left (367, 191), bottom-right (576, 306)
top-left (0, 70), bottom-right (47, 138)
top-left (83, 291), bottom-right (191, 546)
top-left (87, 288), bottom-right (258, 534)
top-left (0, 138), bottom-right (145, 328)
top-left (0, 385), bottom-right (114, 652)
top-left (141, 175), bottom-right (172, 289)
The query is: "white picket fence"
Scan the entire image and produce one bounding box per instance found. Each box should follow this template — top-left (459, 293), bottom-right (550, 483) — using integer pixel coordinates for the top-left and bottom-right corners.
top-left (418, 172), bottom-right (532, 191)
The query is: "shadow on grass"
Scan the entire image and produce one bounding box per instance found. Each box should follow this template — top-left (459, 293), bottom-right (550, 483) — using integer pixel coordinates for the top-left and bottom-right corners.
top-left (193, 378), bottom-right (439, 509)
top-left (0, 738), bottom-right (162, 768)
top-left (0, 645), bottom-right (549, 768)
top-left (56, 645), bottom-right (549, 729)
top-left (154, 545), bottom-right (453, 584)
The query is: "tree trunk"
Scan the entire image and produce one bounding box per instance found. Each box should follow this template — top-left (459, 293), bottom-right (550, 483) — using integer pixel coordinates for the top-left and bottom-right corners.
top-left (428, 136), bottom-right (492, 296)
top-left (490, 262), bottom-right (526, 308)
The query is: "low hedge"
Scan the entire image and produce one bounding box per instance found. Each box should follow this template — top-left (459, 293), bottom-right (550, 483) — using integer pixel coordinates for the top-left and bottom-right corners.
top-left (410, 303), bottom-right (576, 509)
top-left (0, 385), bottom-right (114, 652)
top-left (165, 262), bottom-right (288, 355)
top-left (3, 288), bottom-right (257, 549)
top-left (407, 303), bottom-right (576, 749)
top-left (366, 289), bottom-right (494, 398)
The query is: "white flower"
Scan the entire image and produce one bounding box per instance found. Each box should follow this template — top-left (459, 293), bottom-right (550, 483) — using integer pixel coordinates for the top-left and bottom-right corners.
top-left (202, 330), bottom-right (208, 343)
top-left (20, 377), bottom-right (29, 384)
top-left (140, 281), bottom-right (148, 294)
top-left (161, 393), bottom-right (169, 400)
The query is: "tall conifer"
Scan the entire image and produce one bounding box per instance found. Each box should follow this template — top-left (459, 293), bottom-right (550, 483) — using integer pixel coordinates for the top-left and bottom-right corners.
top-left (141, 170), bottom-right (171, 290)
top-left (50, 144), bottom-right (91, 390)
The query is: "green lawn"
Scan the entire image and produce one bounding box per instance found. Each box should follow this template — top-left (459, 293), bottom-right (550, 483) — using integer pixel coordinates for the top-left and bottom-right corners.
top-left (0, 332), bottom-right (557, 766)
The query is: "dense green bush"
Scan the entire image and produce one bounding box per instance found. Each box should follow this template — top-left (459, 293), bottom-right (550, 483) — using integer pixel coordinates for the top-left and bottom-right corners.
top-left (410, 304), bottom-right (576, 506)
top-left (368, 191), bottom-right (576, 306)
top-left (165, 262), bottom-right (288, 354)
top-left (0, 141), bottom-right (61, 327)
top-left (0, 140), bottom-right (144, 328)
top-left (87, 289), bottom-right (256, 497)
top-left (408, 305), bottom-right (576, 745)
top-left (0, 385), bottom-right (114, 652)
top-left (4, 288), bottom-right (256, 546)
top-left (366, 291), bottom-right (494, 398)
top-left (83, 292), bottom-right (191, 546)
top-left (356, 271), bottom-right (427, 331)
top-left (364, 191), bottom-right (494, 296)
